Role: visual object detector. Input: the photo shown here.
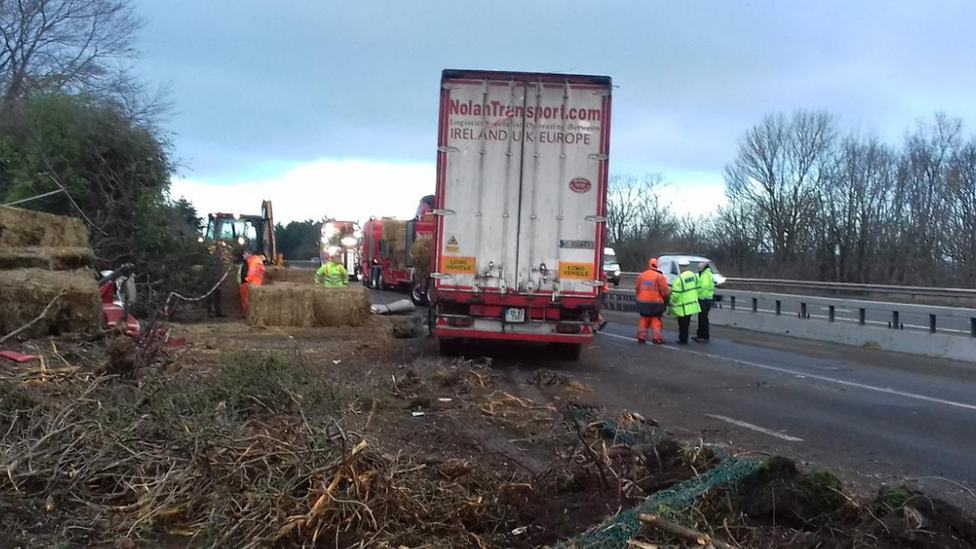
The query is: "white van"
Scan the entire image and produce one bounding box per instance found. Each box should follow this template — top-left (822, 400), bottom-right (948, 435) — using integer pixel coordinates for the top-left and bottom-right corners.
top-left (604, 247), bottom-right (621, 286)
top-left (656, 254), bottom-right (726, 287)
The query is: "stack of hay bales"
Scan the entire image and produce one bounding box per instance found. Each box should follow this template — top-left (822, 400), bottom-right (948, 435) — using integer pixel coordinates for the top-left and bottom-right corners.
top-left (265, 266), bottom-right (317, 285)
top-left (410, 236), bottom-right (432, 282)
top-left (0, 206), bottom-right (102, 337)
top-left (382, 220), bottom-right (408, 271)
top-left (247, 283), bottom-right (370, 328)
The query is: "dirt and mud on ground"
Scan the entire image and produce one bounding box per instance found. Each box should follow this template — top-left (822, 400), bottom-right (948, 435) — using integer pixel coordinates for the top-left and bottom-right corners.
top-left (1, 317), bottom-right (975, 548)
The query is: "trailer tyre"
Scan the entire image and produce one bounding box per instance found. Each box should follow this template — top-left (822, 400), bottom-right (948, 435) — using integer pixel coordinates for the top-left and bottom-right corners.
top-left (553, 343), bottom-right (583, 361)
top-left (410, 281), bottom-right (429, 306)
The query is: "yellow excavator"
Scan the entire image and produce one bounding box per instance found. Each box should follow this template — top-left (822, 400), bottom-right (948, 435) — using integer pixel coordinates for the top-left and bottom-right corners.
top-left (202, 200), bottom-right (282, 265)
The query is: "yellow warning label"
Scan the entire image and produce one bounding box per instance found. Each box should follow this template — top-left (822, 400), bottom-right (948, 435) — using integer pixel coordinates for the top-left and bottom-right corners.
top-left (559, 261), bottom-right (594, 280)
top-left (442, 256), bottom-right (476, 274)
top-left (446, 235), bottom-right (459, 253)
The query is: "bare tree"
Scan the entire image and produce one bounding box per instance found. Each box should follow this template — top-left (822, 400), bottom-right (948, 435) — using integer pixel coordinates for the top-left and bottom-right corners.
top-left (725, 111), bottom-right (836, 269)
top-left (886, 114), bottom-right (961, 284)
top-left (0, 0), bottom-right (141, 106)
top-left (946, 137), bottom-right (976, 281)
top-left (816, 134), bottom-right (896, 282)
top-left (606, 173), bottom-right (669, 244)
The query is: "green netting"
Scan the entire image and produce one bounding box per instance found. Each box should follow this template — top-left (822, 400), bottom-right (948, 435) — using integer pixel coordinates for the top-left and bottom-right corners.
top-left (555, 454), bottom-right (761, 549)
top-left (569, 407), bottom-right (656, 447)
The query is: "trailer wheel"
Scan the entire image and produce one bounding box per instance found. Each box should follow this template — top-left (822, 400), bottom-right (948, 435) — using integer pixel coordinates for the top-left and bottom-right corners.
top-left (438, 338), bottom-right (462, 357)
top-left (553, 343), bottom-right (583, 361)
top-left (410, 281), bottom-right (429, 306)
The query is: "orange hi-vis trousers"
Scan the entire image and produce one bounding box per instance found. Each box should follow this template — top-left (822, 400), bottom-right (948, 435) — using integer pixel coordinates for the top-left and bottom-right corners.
top-left (637, 316), bottom-right (662, 343)
top-left (240, 283), bottom-right (250, 312)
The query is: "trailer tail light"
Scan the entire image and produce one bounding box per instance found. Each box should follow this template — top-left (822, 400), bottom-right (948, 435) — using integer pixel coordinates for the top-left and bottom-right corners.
top-left (556, 323), bottom-right (583, 334)
top-left (444, 315), bottom-right (473, 328)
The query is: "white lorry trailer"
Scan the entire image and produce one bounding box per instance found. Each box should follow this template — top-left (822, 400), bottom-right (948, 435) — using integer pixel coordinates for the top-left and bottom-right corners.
top-left (429, 69), bottom-right (613, 359)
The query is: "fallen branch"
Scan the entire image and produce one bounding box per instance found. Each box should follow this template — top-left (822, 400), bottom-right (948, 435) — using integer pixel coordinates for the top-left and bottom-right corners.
top-left (627, 541), bottom-right (661, 549)
top-left (0, 291), bottom-right (66, 346)
top-left (638, 513), bottom-right (739, 549)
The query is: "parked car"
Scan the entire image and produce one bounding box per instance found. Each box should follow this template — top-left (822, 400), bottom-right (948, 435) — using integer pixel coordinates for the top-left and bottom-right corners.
top-left (656, 254), bottom-right (727, 288)
top-left (603, 247), bottom-right (621, 286)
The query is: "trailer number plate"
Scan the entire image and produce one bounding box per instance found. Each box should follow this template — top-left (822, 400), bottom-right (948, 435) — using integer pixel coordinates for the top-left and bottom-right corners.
top-left (504, 308), bottom-right (526, 323)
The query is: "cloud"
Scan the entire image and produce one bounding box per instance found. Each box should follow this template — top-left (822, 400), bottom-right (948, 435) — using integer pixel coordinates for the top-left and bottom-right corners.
top-left (655, 173), bottom-right (728, 219)
top-left (170, 159), bottom-right (435, 224)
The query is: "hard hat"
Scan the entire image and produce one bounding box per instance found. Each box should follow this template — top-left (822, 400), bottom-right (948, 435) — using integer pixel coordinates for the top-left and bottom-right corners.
top-left (648, 258), bottom-right (659, 269)
top-left (678, 259), bottom-right (691, 267)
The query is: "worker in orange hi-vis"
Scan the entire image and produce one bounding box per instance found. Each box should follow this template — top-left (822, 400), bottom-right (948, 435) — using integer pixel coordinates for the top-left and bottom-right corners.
top-left (635, 258), bottom-right (671, 344)
top-left (239, 250), bottom-right (266, 312)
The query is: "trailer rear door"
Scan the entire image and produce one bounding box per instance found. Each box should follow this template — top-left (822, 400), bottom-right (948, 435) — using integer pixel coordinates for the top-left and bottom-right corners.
top-left (435, 78), bottom-right (525, 294)
top-left (516, 80), bottom-right (609, 297)
top-left (435, 71), bottom-right (610, 298)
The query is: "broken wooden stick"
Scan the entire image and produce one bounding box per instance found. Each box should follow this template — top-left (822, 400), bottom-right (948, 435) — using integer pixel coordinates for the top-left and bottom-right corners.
top-left (638, 513), bottom-right (738, 549)
top-left (627, 540), bottom-right (661, 549)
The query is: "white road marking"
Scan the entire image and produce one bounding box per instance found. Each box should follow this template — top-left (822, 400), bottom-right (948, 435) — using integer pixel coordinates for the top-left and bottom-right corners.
top-left (598, 331), bottom-right (976, 412)
top-left (704, 414), bottom-right (804, 442)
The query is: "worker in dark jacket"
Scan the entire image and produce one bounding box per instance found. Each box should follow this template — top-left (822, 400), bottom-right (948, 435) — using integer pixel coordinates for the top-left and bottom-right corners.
top-left (694, 262), bottom-right (715, 342)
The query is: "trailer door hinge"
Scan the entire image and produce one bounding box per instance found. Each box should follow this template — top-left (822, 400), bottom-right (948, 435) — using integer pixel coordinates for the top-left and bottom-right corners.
top-left (430, 273), bottom-right (452, 280)
top-left (438, 146), bottom-right (460, 153)
top-left (581, 280), bottom-right (604, 287)
top-left (585, 215), bottom-right (607, 223)
top-left (432, 209), bottom-right (455, 216)
top-left (588, 153), bottom-right (609, 161)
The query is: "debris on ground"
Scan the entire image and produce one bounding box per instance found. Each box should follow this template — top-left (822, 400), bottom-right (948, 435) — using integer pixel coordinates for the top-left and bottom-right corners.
top-left (388, 314), bottom-right (425, 338)
top-left (1, 309), bottom-right (974, 549)
top-left (371, 298), bottom-right (416, 315)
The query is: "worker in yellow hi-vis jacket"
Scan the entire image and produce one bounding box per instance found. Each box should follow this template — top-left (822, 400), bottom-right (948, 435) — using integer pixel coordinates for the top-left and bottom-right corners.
top-left (315, 254), bottom-right (348, 288)
top-left (668, 259), bottom-right (701, 345)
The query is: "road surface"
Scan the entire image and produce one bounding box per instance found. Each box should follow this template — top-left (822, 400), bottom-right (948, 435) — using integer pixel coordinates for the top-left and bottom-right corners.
top-left (371, 288), bottom-right (976, 507)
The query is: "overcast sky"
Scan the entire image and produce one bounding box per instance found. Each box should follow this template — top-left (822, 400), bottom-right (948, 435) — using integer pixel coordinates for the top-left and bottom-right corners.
top-left (133, 0), bottom-right (976, 223)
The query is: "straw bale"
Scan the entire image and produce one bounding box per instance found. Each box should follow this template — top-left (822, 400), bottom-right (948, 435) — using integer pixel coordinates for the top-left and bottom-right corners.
top-left (217, 271), bottom-right (244, 318)
top-left (381, 220), bottom-right (408, 251)
top-left (0, 206), bottom-right (89, 248)
top-left (246, 283), bottom-right (314, 327)
top-left (265, 266), bottom-right (317, 285)
top-left (312, 286), bottom-right (371, 327)
top-left (0, 247), bottom-right (95, 270)
top-left (410, 236), bottom-right (432, 282)
top-left (0, 268), bottom-right (102, 337)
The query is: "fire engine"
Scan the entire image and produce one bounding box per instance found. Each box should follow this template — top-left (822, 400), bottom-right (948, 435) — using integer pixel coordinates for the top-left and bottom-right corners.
top-left (319, 220), bottom-right (362, 281)
top-left (360, 195), bottom-right (435, 305)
